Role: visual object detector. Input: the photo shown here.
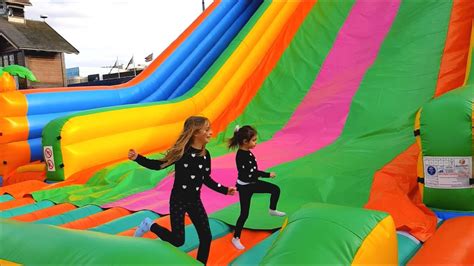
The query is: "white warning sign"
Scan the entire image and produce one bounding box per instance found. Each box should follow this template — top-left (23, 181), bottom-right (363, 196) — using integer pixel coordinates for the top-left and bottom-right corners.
top-left (423, 156), bottom-right (472, 189)
top-left (43, 146), bottom-right (56, 172)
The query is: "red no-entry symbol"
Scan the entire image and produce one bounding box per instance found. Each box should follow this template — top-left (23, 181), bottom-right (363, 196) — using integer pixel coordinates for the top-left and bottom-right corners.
top-left (47, 159), bottom-right (54, 170)
top-left (45, 148), bottom-right (53, 158)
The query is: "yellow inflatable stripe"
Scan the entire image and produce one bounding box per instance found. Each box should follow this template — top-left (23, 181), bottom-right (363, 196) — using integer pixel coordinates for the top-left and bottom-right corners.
top-left (61, 1), bottom-right (300, 179)
top-left (351, 215), bottom-right (398, 265)
top-left (0, 259), bottom-right (22, 265)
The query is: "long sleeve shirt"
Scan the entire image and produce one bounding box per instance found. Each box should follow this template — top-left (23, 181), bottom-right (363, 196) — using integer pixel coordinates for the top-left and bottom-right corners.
top-left (134, 147), bottom-right (228, 200)
top-left (236, 149), bottom-right (270, 184)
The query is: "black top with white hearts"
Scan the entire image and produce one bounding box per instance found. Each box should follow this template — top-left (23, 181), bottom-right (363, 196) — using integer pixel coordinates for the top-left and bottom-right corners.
top-left (236, 149), bottom-right (270, 183)
top-left (134, 147), bottom-right (228, 200)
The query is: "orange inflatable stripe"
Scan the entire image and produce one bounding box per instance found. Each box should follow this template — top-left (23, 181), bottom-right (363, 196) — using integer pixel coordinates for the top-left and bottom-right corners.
top-left (20, 1), bottom-right (220, 95)
top-left (0, 180), bottom-right (47, 199)
top-left (434, 0), bottom-right (474, 97)
top-left (213, 0), bottom-right (316, 133)
top-left (3, 171), bottom-right (46, 187)
top-left (0, 196), bottom-right (34, 211)
top-left (61, 207), bottom-right (131, 230)
top-left (407, 216), bottom-right (474, 265)
top-left (0, 116), bottom-right (28, 144)
top-left (188, 230), bottom-right (272, 265)
top-left (12, 203), bottom-right (76, 222)
top-left (365, 144), bottom-right (437, 241)
top-left (0, 141), bottom-right (31, 177)
top-left (116, 215), bottom-right (192, 238)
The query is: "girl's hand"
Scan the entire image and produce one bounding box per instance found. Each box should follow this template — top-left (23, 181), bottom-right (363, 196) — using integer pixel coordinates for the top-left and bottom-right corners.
top-left (128, 149), bottom-right (138, 160)
top-left (227, 187), bottom-right (237, 195)
top-left (270, 172), bottom-right (276, 178)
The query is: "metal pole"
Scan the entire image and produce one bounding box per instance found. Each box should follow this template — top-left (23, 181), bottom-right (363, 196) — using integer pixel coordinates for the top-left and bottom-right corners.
top-left (133, 55), bottom-right (137, 77)
top-left (202, 0), bottom-right (205, 12)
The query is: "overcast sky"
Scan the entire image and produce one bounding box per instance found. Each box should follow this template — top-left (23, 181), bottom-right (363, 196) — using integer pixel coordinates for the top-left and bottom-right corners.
top-left (26, 0), bottom-right (209, 68)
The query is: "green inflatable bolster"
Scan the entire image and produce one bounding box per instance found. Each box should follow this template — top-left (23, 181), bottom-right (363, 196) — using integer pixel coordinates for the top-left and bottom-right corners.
top-left (0, 219), bottom-right (199, 265)
top-left (260, 203), bottom-right (393, 264)
top-left (420, 85), bottom-right (473, 211)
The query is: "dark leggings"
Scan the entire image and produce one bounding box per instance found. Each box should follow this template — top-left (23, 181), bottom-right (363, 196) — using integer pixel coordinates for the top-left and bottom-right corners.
top-left (234, 180), bottom-right (280, 238)
top-left (150, 197), bottom-right (211, 264)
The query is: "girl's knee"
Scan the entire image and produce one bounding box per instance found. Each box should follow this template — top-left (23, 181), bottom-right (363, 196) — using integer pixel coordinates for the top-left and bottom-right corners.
top-left (173, 234), bottom-right (185, 247)
top-left (273, 185), bottom-right (280, 193)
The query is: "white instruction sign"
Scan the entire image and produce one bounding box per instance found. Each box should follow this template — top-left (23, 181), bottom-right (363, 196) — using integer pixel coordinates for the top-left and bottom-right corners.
top-left (423, 156), bottom-right (472, 189)
top-left (43, 146), bottom-right (56, 172)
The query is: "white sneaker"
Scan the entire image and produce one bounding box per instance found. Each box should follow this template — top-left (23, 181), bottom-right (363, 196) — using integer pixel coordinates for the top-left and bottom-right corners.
top-left (269, 209), bottom-right (286, 217)
top-left (134, 217), bottom-right (153, 237)
top-left (232, 237), bottom-right (245, 250)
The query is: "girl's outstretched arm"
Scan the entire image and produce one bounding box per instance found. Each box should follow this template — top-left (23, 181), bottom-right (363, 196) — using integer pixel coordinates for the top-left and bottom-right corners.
top-left (134, 155), bottom-right (168, 170)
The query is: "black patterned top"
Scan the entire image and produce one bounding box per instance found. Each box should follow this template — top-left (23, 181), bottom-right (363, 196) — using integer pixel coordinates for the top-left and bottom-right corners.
top-left (134, 146), bottom-right (228, 200)
top-left (235, 149), bottom-right (270, 184)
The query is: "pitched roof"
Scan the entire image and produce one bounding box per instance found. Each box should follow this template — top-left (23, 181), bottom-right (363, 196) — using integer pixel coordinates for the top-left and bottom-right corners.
top-left (0, 17), bottom-right (79, 54)
top-left (6, 0), bottom-right (32, 6)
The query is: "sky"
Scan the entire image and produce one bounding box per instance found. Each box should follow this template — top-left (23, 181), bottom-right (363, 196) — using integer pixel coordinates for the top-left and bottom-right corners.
top-left (26, 0), bottom-right (209, 68)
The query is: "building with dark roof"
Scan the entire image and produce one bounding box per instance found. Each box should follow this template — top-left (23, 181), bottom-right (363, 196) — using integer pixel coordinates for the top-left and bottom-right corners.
top-left (0, 0), bottom-right (79, 89)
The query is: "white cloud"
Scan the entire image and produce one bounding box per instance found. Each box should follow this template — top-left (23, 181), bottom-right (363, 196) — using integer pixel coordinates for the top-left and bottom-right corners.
top-left (26, 0), bottom-right (209, 68)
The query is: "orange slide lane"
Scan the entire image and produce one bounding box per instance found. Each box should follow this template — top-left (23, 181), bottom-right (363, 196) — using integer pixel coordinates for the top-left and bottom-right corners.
top-left (364, 0), bottom-right (473, 242)
top-left (61, 207), bottom-right (130, 230)
top-left (365, 144), bottom-right (437, 241)
top-left (12, 203), bottom-right (77, 222)
top-left (407, 216), bottom-right (474, 265)
top-left (434, 0), bottom-right (474, 97)
top-left (19, 1), bottom-right (220, 95)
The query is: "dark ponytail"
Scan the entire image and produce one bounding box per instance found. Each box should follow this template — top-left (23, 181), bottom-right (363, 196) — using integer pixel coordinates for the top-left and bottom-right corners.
top-left (228, 125), bottom-right (257, 150)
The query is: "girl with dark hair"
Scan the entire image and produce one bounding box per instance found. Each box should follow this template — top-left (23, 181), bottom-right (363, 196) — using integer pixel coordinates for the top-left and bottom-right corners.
top-left (228, 125), bottom-right (285, 250)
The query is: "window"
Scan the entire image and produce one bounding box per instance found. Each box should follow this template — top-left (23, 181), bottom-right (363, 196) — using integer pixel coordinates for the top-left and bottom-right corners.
top-left (9, 54), bottom-right (14, 65)
top-left (3, 55), bottom-right (8, 66)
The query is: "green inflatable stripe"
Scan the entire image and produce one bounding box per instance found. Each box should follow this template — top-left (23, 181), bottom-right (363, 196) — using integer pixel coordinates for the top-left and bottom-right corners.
top-left (212, 0), bottom-right (453, 229)
top-left (230, 231), bottom-right (280, 266)
top-left (397, 232), bottom-right (421, 265)
top-left (260, 203), bottom-right (388, 264)
top-left (179, 218), bottom-right (231, 252)
top-left (0, 219), bottom-right (199, 265)
top-left (421, 85), bottom-right (473, 211)
top-left (0, 200), bottom-right (54, 219)
top-left (34, 205), bottom-right (102, 226)
top-left (0, 194), bottom-right (13, 203)
top-left (89, 210), bottom-right (160, 235)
